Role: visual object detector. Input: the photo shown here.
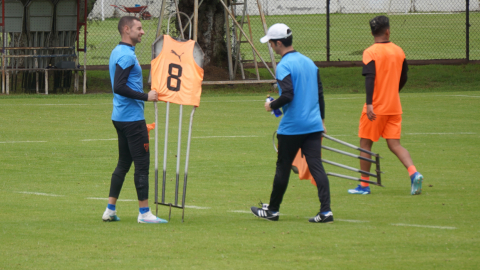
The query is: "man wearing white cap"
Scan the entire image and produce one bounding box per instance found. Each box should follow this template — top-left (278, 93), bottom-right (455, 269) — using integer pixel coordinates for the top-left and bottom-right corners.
top-left (250, 23), bottom-right (333, 223)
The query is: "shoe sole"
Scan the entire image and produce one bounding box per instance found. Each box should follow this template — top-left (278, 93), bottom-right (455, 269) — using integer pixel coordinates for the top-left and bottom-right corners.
top-left (250, 208), bottom-right (279, 221)
top-left (309, 217), bottom-right (334, 223)
top-left (411, 175), bottom-right (423, 195)
top-left (138, 220), bottom-right (168, 224)
top-left (309, 220), bottom-right (334, 224)
top-left (102, 216), bottom-right (120, 222)
top-left (348, 191), bottom-right (370, 195)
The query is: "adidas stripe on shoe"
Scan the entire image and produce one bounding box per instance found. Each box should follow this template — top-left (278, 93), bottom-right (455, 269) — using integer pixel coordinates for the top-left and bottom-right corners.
top-left (309, 211), bottom-right (334, 223)
top-left (251, 206), bottom-right (279, 221)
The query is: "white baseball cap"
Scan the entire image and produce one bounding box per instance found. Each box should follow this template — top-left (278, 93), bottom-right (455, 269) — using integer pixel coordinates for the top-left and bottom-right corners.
top-left (260, 23), bottom-right (292, 43)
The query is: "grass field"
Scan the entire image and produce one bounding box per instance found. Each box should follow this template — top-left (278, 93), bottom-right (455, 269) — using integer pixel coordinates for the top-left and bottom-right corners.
top-left (83, 12), bottom-right (480, 65)
top-left (0, 89), bottom-right (479, 269)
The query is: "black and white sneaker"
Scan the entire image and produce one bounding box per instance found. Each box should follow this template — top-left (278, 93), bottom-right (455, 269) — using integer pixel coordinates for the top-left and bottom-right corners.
top-left (251, 206), bottom-right (279, 221)
top-left (309, 211), bottom-right (334, 223)
top-left (258, 201), bottom-right (269, 210)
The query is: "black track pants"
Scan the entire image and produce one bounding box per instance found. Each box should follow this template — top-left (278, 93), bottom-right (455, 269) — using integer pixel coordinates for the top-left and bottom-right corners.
top-left (109, 120), bottom-right (150, 201)
top-left (268, 131), bottom-right (331, 213)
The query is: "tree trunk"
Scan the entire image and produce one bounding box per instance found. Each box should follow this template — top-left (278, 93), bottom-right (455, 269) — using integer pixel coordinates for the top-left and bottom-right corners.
top-left (177, 0), bottom-right (228, 67)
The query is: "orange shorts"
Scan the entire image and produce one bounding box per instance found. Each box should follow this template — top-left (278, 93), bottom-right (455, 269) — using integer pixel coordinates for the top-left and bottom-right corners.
top-left (358, 113), bottom-right (402, 142)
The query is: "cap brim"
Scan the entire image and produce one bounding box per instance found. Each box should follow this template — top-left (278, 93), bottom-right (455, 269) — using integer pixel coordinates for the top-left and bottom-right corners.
top-left (260, 35), bottom-right (270, 43)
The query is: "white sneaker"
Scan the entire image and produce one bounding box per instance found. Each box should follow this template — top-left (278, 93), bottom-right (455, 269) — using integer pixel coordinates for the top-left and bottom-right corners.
top-left (102, 208), bottom-right (120, 222)
top-left (138, 211), bottom-right (168, 224)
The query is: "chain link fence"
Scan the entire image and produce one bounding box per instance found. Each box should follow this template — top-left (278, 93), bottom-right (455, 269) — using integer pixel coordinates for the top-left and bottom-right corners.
top-left (85, 0), bottom-right (480, 67)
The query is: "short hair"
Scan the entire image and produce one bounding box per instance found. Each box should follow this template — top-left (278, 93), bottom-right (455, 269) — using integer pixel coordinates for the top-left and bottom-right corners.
top-left (270, 29), bottom-right (293, 47)
top-left (369, 16), bottom-right (390, 37)
top-left (118, 16), bottom-right (140, 35)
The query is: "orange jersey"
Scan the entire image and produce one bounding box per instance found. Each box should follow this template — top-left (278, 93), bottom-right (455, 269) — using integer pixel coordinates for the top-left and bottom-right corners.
top-left (362, 42), bottom-right (405, 115)
top-left (151, 35), bottom-right (204, 107)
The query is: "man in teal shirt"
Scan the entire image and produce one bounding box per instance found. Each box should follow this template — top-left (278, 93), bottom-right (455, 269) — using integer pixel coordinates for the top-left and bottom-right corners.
top-left (251, 23), bottom-right (333, 223)
top-left (102, 16), bottom-right (166, 224)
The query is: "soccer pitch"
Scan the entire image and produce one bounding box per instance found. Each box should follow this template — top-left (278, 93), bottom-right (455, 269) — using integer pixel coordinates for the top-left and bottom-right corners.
top-left (0, 91), bottom-right (479, 269)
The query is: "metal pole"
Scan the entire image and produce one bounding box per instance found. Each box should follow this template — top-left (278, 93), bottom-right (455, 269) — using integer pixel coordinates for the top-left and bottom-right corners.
top-left (2, 31), bottom-right (5, 94)
top-left (45, 70), bottom-right (48, 95)
top-left (154, 101), bottom-right (159, 216)
top-left (375, 156), bottom-right (382, 186)
top-left (175, 105), bottom-right (183, 206)
top-left (182, 0), bottom-right (204, 35)
top-left (174, 0), bottom-right (185, 39)
top-left (224, 6), bottom-right (234, 80)
top-left (257, 0), bottom-right (276, 74)
top-left (220, 0), bottom-right (275, 79)
top-left (466, 0), bottom-right (470, 61)
top-left (193, 0), bottom-right (199, 42)
top-left (5, 71), bottom-right (8, 95)
top-left (162, 102), bottom-right (170, 204)
top-left (326, 0), bottom-right (330, 62)
top-left (322, 145), bottom-right (376, 163)
top-left (182, 107), bottom-right (196, 222)
top-left (155, 0), bottom-right (167, 38)
top-left (327, 172), bottom-right (383, 187)
top-left (322, 133), bottom-right (379, 157)
top-left (322, 158), bottom-right (378, 178)
top-left (101, 0), bottom-right (105, 21)
top-left (247, 14), bottom-right (260, 80)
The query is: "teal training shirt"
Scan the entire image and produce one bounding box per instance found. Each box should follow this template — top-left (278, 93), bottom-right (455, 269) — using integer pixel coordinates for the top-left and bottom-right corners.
top-left (276, 51), bottom-right (323, 135)
top-left (109, 43), bottom-right (145, 122)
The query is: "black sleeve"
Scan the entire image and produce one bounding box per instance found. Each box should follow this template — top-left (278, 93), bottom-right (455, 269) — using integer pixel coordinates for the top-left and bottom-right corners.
top-left (318, 70), bottom-right (325, 120)
top-left (362, 60), bottom-right (375, 105)
top-left (270, 74), bottom-right (294, 110)
top-left (113, 64), bottom-right (148, 101)
top-left (399, 59), bottom-right (408, 91)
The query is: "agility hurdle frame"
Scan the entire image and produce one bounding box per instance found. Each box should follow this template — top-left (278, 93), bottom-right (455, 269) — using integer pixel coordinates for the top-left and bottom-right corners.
top-left (321, 134), bottom-right (383, 187)
top-left (272, 132), bottom-right (383, 187)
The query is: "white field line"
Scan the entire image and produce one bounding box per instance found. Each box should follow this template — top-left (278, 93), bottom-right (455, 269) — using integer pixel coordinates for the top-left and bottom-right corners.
top-left (192, 135), bottom-right (261, 139)
top-left (325, 97), bottom-right (363, 100)
top-left (86, 197), bottom-right (137, 202)
top-left (302, 218), bottom-right (369, 223)
top-left (335, 219), bottom-right (370, 223)
top-left (81, 138), bottom-right (117, 141)
top-left (391, 223), bottom-right (456, 230)
top-left (201, 97), bottom-right (362, 103)
top-left (391, 12), bottom-right (455, 15)
top-left (81, 136), bottom-right (261, 141)
top-left (184, 205), bottom-right (211, 209)
top-left (325, 132), bottom-right (476, 137)
top-left (86, 197), bottom-right (210, 209)
top-left (229, 210), bottom-right (252, 213)
top-left (435, 95), bottom-right (480, 98)
top-left (0, 141), bottom-right (47, 144)
top-left (405, 132), bottom-right (475, 135)
top-left (201, 100), bottom-right (264, 103)
top-left (0, 103), bottom-right (111, 106)
top-left (17, 191), bottom-right (64, 197)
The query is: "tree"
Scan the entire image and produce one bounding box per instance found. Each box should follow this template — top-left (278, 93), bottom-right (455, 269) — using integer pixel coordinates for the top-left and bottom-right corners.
top-left (176, 0), bottom-right (228, 67)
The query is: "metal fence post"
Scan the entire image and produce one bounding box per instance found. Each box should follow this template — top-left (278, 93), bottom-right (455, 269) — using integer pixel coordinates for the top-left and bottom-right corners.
top-left (466, 0), bottom-right (470, 61)
top-left (326, 0), bottom-right (330, 62)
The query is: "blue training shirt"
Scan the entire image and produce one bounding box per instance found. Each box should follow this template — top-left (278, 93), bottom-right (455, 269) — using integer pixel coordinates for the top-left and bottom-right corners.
top-left (109, 43), bottom-right (145, 122)
top-left (276, 51), bottom-right (323, 135)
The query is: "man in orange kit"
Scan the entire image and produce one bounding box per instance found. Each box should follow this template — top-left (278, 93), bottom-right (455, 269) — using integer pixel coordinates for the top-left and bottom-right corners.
top-left (348, 15), bottom-right (423, 195)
